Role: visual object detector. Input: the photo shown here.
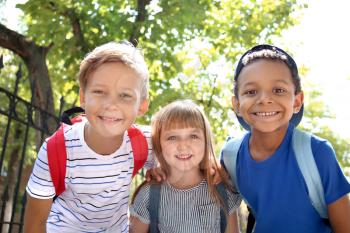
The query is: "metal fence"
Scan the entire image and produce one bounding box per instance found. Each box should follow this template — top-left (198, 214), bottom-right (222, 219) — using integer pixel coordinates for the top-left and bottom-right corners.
top-left (0, 57), bottom-right (62, 233)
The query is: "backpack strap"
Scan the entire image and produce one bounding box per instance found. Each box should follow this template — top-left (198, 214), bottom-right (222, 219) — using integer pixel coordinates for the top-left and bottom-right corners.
top-left (128, 125), bottom-right (148, 177)
top-left (149, 183), bottom-right (161, 233)
top-left (221, 135), bottom-right (255, 229)
top-left (292, 128), bottom-right (328, 218)
top-left (47, 104), bottom-right (148, 197)
top-left (220, 137), bottom-right (244, 193)
top-left (47, 118), bottom-right (148, 198)
top-left (60, 107), bottom-right (84, 125)
top-left (216, 183), bottom-right (228, 233)
top-left (149, 183), bottom-right (228, 233)
top-left (47, 124), bottom-right (67, 196)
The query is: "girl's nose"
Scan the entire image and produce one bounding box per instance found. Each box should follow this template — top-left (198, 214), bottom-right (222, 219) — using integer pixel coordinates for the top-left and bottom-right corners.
top-left (177, 139), bottom-right (189, 150)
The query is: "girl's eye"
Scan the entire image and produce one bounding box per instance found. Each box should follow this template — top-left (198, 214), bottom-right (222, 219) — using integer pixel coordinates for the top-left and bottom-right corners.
top-left (167, 136), bottom-right (176, 141)
top-left (190, 134), bottom-right (199, 139)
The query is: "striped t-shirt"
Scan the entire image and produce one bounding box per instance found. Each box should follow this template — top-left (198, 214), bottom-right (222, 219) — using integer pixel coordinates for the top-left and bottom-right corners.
top-left (26, 120), bottom-right (154, 233)
top-left (130, 180), bottom-right (242, 233)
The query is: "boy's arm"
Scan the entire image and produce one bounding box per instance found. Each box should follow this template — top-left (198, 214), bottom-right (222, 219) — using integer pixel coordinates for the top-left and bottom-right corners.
top-left (145, 167), bottom-right (166, 182)
top-left (129, 216), bottom-right (149, 233)
top-left (225, 211), bottom-right (240, 233)
top-left (328, 194), bottom-right (350, 233)
top-left (24, 195), bottom-right (53, 233)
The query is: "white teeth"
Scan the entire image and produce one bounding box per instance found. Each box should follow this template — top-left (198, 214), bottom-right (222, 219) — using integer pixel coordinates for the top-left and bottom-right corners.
top-left (101, 116), bottom-right (120, 122)
top-left (255, 111), bottom-right (277, 116)
top-left (176, 154), bottom-right (192, 159)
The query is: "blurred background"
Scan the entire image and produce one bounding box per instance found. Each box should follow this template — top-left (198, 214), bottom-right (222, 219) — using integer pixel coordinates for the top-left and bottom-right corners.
top-left (1, 0), bottom-right (349, 232)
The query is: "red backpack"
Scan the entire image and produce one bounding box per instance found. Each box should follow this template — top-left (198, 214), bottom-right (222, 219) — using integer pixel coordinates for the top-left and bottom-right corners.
top-left (46, 107), bottom-right (148, 196)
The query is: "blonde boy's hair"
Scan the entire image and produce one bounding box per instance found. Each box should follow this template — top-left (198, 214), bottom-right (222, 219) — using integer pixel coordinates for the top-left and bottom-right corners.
top-left (79, 41), bottom-right (149, 100)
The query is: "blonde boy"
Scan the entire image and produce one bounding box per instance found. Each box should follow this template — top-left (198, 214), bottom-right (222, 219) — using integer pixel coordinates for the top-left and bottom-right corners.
top-left (24, 41), bottom-right (153, 232)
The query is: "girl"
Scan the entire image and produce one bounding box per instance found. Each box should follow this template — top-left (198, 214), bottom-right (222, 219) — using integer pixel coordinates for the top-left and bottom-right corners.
top-left (130, 100), bottom-right (241, 233)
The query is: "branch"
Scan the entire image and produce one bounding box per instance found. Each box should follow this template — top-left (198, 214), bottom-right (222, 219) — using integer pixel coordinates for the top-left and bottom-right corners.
top-left (129, 0), bottom-right (152, 45)
top-left (0, 23), bottom-right (29, 57)
top-left (0, 23), bottom-right (50, 59)
top-left (66, 9), bottom-right (88, 53)
top-left (45, 1), bottom-right (88, 53)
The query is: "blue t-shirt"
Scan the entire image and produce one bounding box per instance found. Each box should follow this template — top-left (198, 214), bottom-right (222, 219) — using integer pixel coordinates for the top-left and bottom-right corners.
top-left (225, 125), bottom-right (350, 233)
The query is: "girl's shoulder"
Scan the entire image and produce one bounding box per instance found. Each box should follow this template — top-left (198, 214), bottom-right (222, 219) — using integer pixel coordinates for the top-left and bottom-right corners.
top-left (132, 181), bottom-right (164, 204)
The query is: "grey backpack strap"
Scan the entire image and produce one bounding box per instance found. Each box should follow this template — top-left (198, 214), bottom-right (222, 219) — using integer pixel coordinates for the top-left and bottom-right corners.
top-left (292, 129), bottom-right (328, 218)
top-left (149, 184), bottom-right (161, 233)
top-left (221, 137), bottom-right (244, 193)
top-left (216, 183), bottom-right (228, 233)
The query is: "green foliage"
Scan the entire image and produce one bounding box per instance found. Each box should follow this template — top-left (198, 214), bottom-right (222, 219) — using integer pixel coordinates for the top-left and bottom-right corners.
top-left (10, 0), bottom-right (350, 170)
top-left (16, 0), bottom-right (304, 116)
top-left (300, 85), bottom-right (350, 171)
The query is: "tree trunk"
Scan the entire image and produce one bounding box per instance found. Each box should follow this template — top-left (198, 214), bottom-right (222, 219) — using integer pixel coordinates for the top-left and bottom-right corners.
top-left (0, 23), bottom-right (57, 232)
top-left (0, 23), bottom-right (56, 135)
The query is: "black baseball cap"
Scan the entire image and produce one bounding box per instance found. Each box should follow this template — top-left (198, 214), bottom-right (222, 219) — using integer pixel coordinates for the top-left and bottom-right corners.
top-left (234, 44), bottom-right (303, 131)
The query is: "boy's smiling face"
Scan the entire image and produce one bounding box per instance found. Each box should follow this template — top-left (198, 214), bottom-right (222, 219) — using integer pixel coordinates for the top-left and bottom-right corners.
top-left (233, 59), bottom-right (303, 133)
top-left (80, 62), bottom-right (148, 141)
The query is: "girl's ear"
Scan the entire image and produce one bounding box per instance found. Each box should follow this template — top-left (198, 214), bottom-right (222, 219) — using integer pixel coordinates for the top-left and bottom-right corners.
top-left (293, 91), bottom-right (304, 113)
top-left (231, 96), bottom-right (241, 116)
top-left (79, 88), bottom-right (85, 109)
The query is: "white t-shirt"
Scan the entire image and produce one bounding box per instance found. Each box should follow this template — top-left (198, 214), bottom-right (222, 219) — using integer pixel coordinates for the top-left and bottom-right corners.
top-left (26, 120), bottom-right (154, 233)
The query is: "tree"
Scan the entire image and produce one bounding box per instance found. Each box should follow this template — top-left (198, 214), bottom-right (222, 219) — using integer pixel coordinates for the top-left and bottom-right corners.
top-left (0, 0), bottom-right (313, 231)
top-left (11, 0), bottom-right (304, 140)
top-left (302, 87), bottom-right (350, 171)
top-left (0, 23), bottom-right (56, 133)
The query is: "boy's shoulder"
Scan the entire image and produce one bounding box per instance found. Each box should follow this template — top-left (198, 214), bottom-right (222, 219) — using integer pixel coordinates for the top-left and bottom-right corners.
top-left (294, 128), bottom-right (334, 155)
top-left (61, 120), bottom-right (85, 143)
top-left (132, 124), bottom-right (151, 134)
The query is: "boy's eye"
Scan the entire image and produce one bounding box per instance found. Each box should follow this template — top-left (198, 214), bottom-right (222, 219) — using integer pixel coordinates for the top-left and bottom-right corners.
top-left (273, 88), bottom-right (286, 94)
top-left (243, 90), bottom-right (257, 96)
top-left (92, 90), bottom-right (104, 95)
top-left (119, 93), bottom-right (133, 99)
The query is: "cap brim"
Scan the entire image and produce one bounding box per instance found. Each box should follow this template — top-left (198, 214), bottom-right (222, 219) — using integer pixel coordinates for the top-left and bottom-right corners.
top-left (236, 104), bottom-right (304, 131)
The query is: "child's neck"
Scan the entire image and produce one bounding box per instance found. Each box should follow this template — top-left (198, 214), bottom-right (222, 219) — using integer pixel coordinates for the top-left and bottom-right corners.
top-left (249, 127), bottom-right (287, 161)
top-left (167, 169), bottom-right (204, 190)
top-left (84, 125), bottom-right (124, 155)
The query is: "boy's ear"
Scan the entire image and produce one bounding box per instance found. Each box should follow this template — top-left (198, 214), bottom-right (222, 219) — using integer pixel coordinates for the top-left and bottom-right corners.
top-left (79, 89), bottom-right (85, 109)
top-left (293, 91), bottom-right (304, 113)
top-left (138, 99), bottom-right (149, 116)
top-left (231, 96), bottom-right (241, 116)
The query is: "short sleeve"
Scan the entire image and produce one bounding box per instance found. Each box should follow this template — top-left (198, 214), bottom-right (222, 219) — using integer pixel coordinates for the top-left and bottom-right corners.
top-left (129, 183), bottom-right (151, 224)
top-left (26, 140), bottom-right (56, 199)
top-left (312, 137), bottom-right (350, 204)
top-left (227, 188), bottom-right (242, 215)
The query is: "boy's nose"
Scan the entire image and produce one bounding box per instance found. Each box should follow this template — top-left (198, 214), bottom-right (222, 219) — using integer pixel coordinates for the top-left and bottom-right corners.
top-left (103, 96), bottom-right (120, 109)
top-left (257, 92), bottom-right (273, 104)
